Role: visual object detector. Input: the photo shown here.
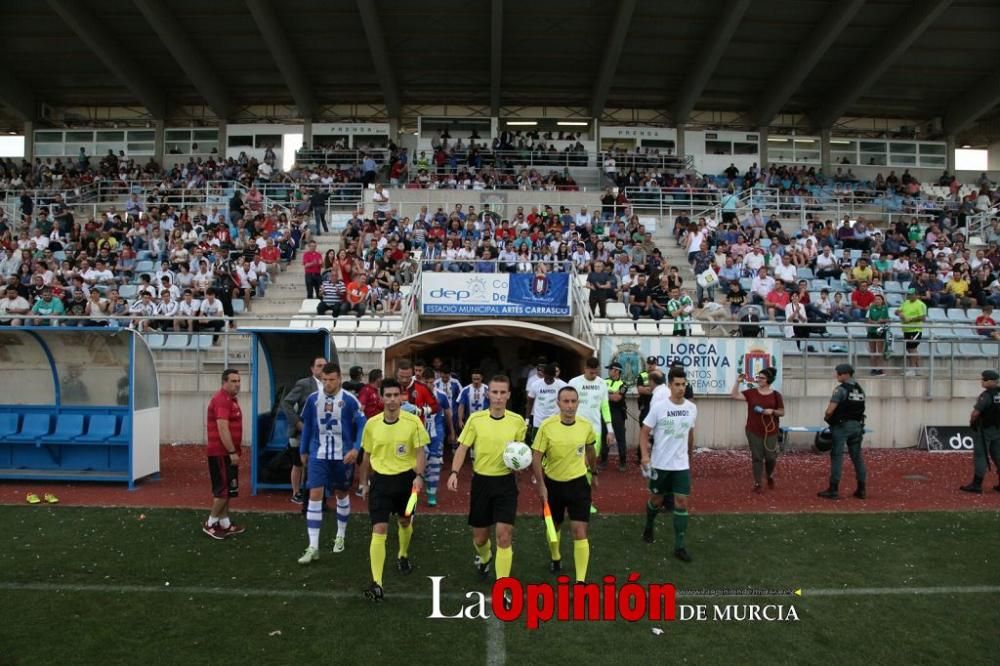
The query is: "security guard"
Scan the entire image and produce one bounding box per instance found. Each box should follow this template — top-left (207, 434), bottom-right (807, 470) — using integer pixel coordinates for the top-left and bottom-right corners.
top-left (818, 363), bottom-right (867, 500)
top-left (604, 362), bottom-right (629, 471)
top-left (960, 369), bottom-right (1000, 494)
top-left (634, 356), bottom-right (658, 464)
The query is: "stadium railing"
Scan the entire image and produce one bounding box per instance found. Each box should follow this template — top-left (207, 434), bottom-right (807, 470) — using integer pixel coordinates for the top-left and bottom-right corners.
top-left (295, 148), bottom-right (391, 167)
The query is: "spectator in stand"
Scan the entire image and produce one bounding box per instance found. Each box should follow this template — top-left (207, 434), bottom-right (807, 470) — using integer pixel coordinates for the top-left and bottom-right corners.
top-left (847, 258), bottom-right (874, 286)
top-left (765, 280), bottom-right (790, 321)
top-left (866, 293), bottom-right (890, 376)
top-left (628, 273), bottom-right (651, 320)
top-left (344, 274), bottom-right (370, 317)
top-left (199, 288), bottom-right (227, 342)
top-left (648, 274), bottom-right (671, 321)
top-left (129, 291), bottom-right (157, 331)
top-left (302, 240), bottom-right (323, 299)
top-left (0, 284), bottom-right (30, 325)
top-left (784, 291), bottom-right (815, 352)
top-left (975, 306), bottom-right (1000, 340)
top-left (815, 246), bottom-right (840, 280)
top-left (317, 267), bottom-right (347, 316)
top-left (895, 288), bottom-right (927, 376)
top-left (587, 260), bottom-right (615, 318)
top-left (310, 187), bottom-right (329, 236)
top-left (750, 266), bottom-right (775, 305)
top-left (849, 281), bottom-right (876, 321)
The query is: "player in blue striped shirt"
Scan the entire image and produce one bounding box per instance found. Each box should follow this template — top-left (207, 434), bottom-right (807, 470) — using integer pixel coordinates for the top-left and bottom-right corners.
top-left (423, 367), bottom-right (454, 506)
top-left (297, 363), bottom-right (367, 564)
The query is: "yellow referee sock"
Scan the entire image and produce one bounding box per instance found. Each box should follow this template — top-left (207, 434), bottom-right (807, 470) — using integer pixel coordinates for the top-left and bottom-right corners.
top-left (573, 539), bottom-right (590, 582)
top-left (548, 533), bottom-right (561, 561)
top-left (369, 533), bottom-right (386, 586)
top-left (398, 522), bottom-right (413, 558)
top-left (495, 546), bottom-right (513, 579)
top-left (474, 538), bottom-right (493, 565)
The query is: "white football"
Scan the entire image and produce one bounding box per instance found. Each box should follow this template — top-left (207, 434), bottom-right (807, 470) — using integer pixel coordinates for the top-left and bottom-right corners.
top-left (502, 441), bottom-right (533, 471)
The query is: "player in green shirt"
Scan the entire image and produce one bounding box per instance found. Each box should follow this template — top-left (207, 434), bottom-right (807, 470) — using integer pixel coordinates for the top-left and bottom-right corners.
top-left (894, 288), bottom-right (927, 377)
top-left (666, 287), bottom-right (694, 337)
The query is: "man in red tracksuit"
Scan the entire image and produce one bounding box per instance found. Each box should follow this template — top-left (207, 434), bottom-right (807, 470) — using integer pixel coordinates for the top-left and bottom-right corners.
top-left (396, 359), bottom-right (439, 423)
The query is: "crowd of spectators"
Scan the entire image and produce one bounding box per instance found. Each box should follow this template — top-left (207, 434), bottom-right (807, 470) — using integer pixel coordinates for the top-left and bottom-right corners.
top-left (0, 183), bottom-right (313, 334)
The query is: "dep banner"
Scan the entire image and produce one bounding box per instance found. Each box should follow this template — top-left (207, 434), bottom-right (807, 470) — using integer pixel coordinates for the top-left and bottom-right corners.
top-left (421, 272), bottom-right (571, 317)
top-left (599, 337), bottom-right (782, 395)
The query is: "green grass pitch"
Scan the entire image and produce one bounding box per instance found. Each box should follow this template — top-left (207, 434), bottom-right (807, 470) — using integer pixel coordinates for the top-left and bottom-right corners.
top-left (1, 506), bottom-right (998, 665)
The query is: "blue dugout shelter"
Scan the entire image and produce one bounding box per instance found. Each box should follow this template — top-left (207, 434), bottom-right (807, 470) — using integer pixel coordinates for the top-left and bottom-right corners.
top-left (0, 327), bottom-right (159, 488)
top-left (244, 327), bottom-right (335, 495)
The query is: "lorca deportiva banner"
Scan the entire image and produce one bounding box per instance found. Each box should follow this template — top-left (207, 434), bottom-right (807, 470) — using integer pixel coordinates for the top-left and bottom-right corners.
top-left (600, 337), bottom-right (782, 395)
top-left (421, 272), bottom-right (571, 317)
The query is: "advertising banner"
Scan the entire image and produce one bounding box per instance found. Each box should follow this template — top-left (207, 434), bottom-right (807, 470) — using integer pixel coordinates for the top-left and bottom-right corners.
top-left (599, 337), bottom-right (782, 395)
top-left (421, 272), bottom-right (571, 317)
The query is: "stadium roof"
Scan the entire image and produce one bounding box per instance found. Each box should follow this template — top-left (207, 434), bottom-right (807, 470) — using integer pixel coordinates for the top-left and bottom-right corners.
top-left (3, 0), bottom-right (1000, 141)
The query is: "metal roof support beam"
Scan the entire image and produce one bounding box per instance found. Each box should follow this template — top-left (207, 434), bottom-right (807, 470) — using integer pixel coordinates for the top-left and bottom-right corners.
top-left (589, 0), bottom-right (636, 119)
top-left (133, 0), bottom-right (233, 120)
top-left (355, 0), bottom-right (401, 118)
top-left (245, 0), bottom-right (317, 119)
top-left (673, 0), bottom-right (750, 125)
top-left (0, 71), bottom-right (36, 121)
top-left (752, 0), bottom-right (866, 127)
top-left (47, 0), bottom-right (166, 119)
top-left (490, 0), bottom-right (503, 117)
top-left (944, 73), bottom-right (1000, 136)
top-left (810, 0), bottom-right (953, 129)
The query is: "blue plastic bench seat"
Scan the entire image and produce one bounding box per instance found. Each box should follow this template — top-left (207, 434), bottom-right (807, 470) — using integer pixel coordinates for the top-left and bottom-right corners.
top-left (73, 415), bottom-right (120, 443)
top-left (107, 417), bottom-right (131, 445)
top-left (6, 414), bottom-right (52, 442)
top-left (39, 414), bottom-right (85, 443)
top-left (0, 413), bottom-right (19, 439)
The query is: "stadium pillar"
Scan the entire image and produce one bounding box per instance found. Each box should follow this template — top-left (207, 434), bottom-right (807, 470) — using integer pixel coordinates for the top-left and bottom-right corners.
top-left (945, 135), bottom-right (956, 173)
top-left (820, 128), bottom-right (832, 174)
top-left (759, 127), bottom-right (768, 170)
top-left (388, 117), bottom-right (401, 147)
top-left (217, 122), bottom-right (227, 160)
top-left (23, 121), bottom-right (33, 162)
top-left (302, 117), bottom-right (312, 150)
top-left (153, 120), bottom-right (165, 165)
top-left (675, 124), bottom-right (686, 163)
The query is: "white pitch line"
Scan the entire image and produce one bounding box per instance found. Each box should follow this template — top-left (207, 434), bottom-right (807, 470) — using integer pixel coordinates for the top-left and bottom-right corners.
top-left (801, 585), bottom-right (1000, 597)
top-left (486, 616), bottom-right (507, 666)
top-left (2, 581), bottom-right (998, 601)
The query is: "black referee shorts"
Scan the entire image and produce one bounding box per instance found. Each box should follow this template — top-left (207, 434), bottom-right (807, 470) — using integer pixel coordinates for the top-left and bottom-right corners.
top-left (544, 474), bottom-right (591, 524)
top-left (468, 472), bottom-right (518, 528)
top-left (369, 469), bottom-right (416, 525)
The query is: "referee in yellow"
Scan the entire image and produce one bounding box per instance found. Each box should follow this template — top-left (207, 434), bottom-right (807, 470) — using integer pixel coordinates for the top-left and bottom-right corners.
top-left (531, 386), bottom-right (598, 582)
top-left (447, 375), bottom-right (527, 581)
top-left (359, 377), bottom-right (430, 601)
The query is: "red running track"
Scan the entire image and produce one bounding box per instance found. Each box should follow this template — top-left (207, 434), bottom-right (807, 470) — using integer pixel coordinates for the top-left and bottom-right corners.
top-left (1, 445), bottom-right (998, 514)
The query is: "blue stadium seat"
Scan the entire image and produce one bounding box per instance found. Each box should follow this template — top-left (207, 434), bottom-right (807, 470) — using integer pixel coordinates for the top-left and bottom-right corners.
top-left (810, 279), bottom-right (829, 291)
top-left (0, 413), bottom-right (19, 439)
top-left (135, 260), bottom-right (155, 274)
top-left (119, 284), bottom-right (138, 299)
top-left (232, 299), bottom-right (246, 313)
top-left (927, 308), bottom-right (949, 322)
top-left (884, 281), bottom-right (903, 294)
top-left (108, 417), bottom-right (131, 444)
top-left (797, 268), bottom-right (814, 280)
top-left (6, 413), bottom-right (52, 442)
top-left (74, 415), bottom-right (119, 443)
top-left (145, 334), bottom-right (166, 349)
top-left (163, 334), bottom-right (190, 350)
top-left (739, 278), bottom-right (752, 291)
top-left (886, 293), bottom-right (903, 307)
top-left (39, 414), bottom-right (85, 443)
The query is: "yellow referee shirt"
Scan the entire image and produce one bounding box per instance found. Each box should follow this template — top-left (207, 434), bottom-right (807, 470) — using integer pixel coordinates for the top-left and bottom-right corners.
top-left (362, 411), bottom-right (430, 475)
top-left (532, 414), bottom-right (595, 482)
top-left (458, 410), bottom-right (528, 476)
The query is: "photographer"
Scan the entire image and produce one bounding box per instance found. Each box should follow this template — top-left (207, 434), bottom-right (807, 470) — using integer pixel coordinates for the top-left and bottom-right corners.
top-left (818, 364), bottom-right (867, 500)
top-left (730, 368), bottom-right (784, 493)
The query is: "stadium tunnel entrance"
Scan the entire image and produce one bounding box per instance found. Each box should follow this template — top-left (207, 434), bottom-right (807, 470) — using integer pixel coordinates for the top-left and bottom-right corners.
top-left (383, 320), bottom-right (594, 414)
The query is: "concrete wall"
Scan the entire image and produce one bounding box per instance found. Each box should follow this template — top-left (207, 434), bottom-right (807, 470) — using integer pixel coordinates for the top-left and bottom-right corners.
top-left (154, 367), bottom-right (978, 449)
top-left (362, 188), bottom-right (603, 222)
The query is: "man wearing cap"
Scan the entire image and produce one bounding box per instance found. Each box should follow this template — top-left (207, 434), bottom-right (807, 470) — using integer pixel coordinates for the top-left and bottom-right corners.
top-left (604, 362), bottom-right (629, 471)
top-left (960, 369), bottom-right (1000, 493)
top-left (818, 364), bottom-right (867, 500)
top-left (895, 288), bottom-right (927, 376)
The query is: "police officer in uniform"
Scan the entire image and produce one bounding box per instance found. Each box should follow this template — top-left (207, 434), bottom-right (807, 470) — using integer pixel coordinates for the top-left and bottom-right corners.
top-left (604, 362), bottom-right (628, 471)
top-left (634, 356), bottom-right (658, 464)
top-left (818, 363), bottom-right (867, 500)
top-left (960, 369), bottom-right (1000, 494)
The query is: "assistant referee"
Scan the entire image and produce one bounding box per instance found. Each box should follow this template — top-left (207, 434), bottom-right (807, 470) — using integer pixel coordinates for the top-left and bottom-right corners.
top-left (531, 386), bottom-right (598, 583)
top-left (448, 375), bottom-right (527, 582)
top-left (359, 377), bottom-right (430, 602)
